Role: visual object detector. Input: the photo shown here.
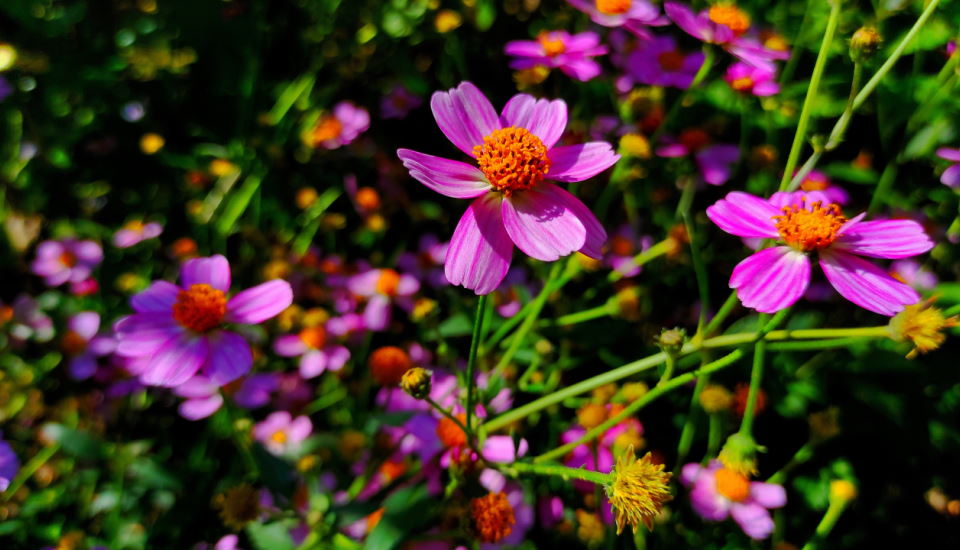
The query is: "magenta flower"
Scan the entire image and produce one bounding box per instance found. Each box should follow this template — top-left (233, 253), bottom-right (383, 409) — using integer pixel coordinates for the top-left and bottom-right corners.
top-left (625, 35), bottom-right (705, 89)
top-left (348, 268), bottom-right (420, 330)
top-left (113, 220), bottom-right (163, 248)
top-left (253, 411), bottom-right (312, 456)
top-left (706, 192), bottom-right (933, 315)
top-left (567, 0), bottom-right (668, 37)
top-left (31, 238), bottom-right (103, 287)
top-left (62, 312), bottom-right (116, 380)
top-left (396, 234), bottom-right (449, 288)
top-left (396, 82), bottom-right (619, 294)
top-left (889, 259), bottom-right (937, 291)
top-left (724, 62), bottom-right (780, 96)
top-left (606, 224), bottom-right (654, 278)
top-left (681, 460), bottom-right (786, 540)
top-left (665, 1), bottom-right (737, 44)
top-left (306, 101), bottom-right (370, 150)
top-left (273, 322), bottom-right (350, 379)
top-left (936, 146), bottom-right (960, 188)
top-left (665, 2), bottom-right (788, 70)
top-left (113, 255), bottom-right (293, 387)
top-left (504, 30), bottom-right (608, 82)
top-left (233, 373), bottom-right (280, 409)
top-left (0, 434), bottom-right (18, 492)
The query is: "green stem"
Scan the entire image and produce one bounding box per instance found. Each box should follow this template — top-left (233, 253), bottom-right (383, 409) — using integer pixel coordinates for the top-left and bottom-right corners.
top-left (607, 238), bottom-right (675, 283)
top-left (543, 302), bottom-right (617, 327)
top-left (707, 413), bottom-right (723, 458)
top-left (465, 294), bottom-right (488, 434)
top-left (767, 441), bottom-right (816, 484)
top-left (779, 0), bottom-right (843, 192)
top-left (427, 396), bottom-right (472, 446)
top-left (658, 352), bottom-right (677, 387)
top-left (492, 262), bottom-right (561, 375)
top-left (800, 496), bottom-right (853, 550)
top-left (2, 443), bottom-right (60, 501)
top-left (675, 371), bottom-right (710, 467)
top-left (701, 291), bottom-right (740, 340)
top-left (739, 315), bottom-right (770, 437)
top-left (502, 461), bottom-right (611, 485)
top-left (683, 208), bottom-right (711, 335)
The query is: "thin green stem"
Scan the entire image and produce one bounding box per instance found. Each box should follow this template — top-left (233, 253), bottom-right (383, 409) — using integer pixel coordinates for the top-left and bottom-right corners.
top-left (492, 262), bottom-right (561, 375)
top-left (800, 495), bottom-right (853, 550)
top-left (683, 208), bottom-right (711, 335)
top-left (739, 316), bottom-right (769, 436)
top-left (779, 0), bottom-right (843, 192)
top-left (707, 413), bottom-right (723, 459)
top-left (651, 46), bottom-right (715, 142)
top-left (2, 443), bottom-right (60, 501)
top-left (675, 371), bottom-right (710, 468)
top-left (502, 461), bottom-right (611, 485)
top-left (701, 291), bottom-right (740, 340)
top-left (767, 441), bottom-right (816, 484)
top-left (658, 353), bottom-right (677, 387)
top-left (465, 294), bottom-right (488, 434)
top-left (607, 238), bottom-right (675, 283)
top-left (543, 302), bottom-right (617, 327)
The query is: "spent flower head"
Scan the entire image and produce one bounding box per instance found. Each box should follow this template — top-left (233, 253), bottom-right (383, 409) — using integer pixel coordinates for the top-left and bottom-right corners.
top-left (606, 446), bottom-right (672, 534)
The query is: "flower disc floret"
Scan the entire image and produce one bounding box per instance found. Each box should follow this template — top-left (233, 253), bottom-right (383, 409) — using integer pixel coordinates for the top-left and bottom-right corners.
top-left (173, 283), bottom-right (227, 332)
top-left (607, 447), bottom-right (672, 534)
top-left (774, 201), bottom-right (846, 252)
top-left (473, 127), bottom-right (551, 197)
top-left (298, 326), bottom-right (327, 349)
top-left (538, 32), bottom-right (566, 56)
top-left (708, 4), bottom-right (751, 35)
top-left (596, 0), bottom-right (632, 15)
top-left (715, 467), bottom-right (750, 502)
top-left (470, 492), bottom-right (515, 543)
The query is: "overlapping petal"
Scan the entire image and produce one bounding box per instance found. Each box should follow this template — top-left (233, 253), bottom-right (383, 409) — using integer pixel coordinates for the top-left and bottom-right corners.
top-left (499, 94), bottom-right (567, 148)
top-left (706, 192), bottom-right (781, 238)
top-left (140, 333), bottom-right (209, 387)
top-left (502, 184), bottom-right (587, 261)
top-left (396, 149), bottom-right (491, 198)
top-left (444, 194), bottom-right (514, 295)
top-left (730, 247), bottom-right (810, 313)
top-left (547, 143), bottom-right (620, 182)
top-left (181, 255), bottom-right (231, 291)
top-left (835, 219), bottom-right (934, 259)
top-left (430, 82), bottom-right (500, 157)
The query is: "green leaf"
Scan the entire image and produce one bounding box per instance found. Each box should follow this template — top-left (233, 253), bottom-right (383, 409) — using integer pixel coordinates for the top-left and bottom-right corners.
top-left (41, 423), bottom-right (105, 460)
top-left (246, 521), bottom-right (297, 550)
top-left (364, 485), bottom-right (433, 550)
top-left (216, 173), bottom-right (263, 235)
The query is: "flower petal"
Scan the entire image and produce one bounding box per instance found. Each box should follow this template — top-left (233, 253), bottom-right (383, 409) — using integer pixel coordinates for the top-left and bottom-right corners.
top-left (114, 313), bottom-right (181, 357)
top-left (499, 94), bottom-right (567, 148)
top-left (706, 192), bottom-right (781, 238)
top-left (835, 219), bottom-right (934, 259)
top-left (181, 255), bottom-right (231, 291)
top-left (299, 350), bottom-right (327, 378)
top-left (730, 502), bottom-right (775, 540)
top-left (819, 250), bottom-right (919, 316)
top-left (131, 281), bottom-right (180, 313)
top-left (501, 184), bottom-right (588, 261)
top-left (444, 194), bottom-right (514, 295)
top-left (205, 331), bottom-right (253, 385)
top-left (936, 147), bottom-right (960, 162)
top-left (749, 482), bottom-right (787, 509)
top-left (547, 143), bottom-right (620, 182)
top-left (178, 394), bottom-right (224, 421)
top-left (226, 280), bottom-right (293, 324)
top-left (397, 149), bottom-right (492, 198)
top-left (941, 164), bottom-right (960, 188)
top-left (696, 145), bottom-right (740, 185)
top-left (140, 334), bottom-right (209, 387)
top-left (273, 334), bottom-right (307, 357)
top-left (430, 81), bottom-right (500, 157)
top-left (730, 247), bottom-right (811, 313)
top-left (68, 312), bottom-right (100, 341)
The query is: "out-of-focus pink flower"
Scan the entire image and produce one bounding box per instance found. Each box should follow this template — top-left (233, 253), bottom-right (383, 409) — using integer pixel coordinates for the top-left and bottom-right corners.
top-left (114, 254), bottom-right (293, 387)
top-left (274, 321), bottom-right (350, 379)
top-left (70, 278), bottom-right (100, 297)
top-left (62, 312), bottom-right (116, 380)
top-left (233, 373), bottom-right (280, 409)
top-left (657, 129), bottom-right (740, 186)
top-left (625, 35), bottom-right (705, 89)
top-left (889, 259), bottom-right (937, 291)
top-left (31, 238), bottom-right (103, 287)
top-left (397, 234), bottom-right (449, 288)
top-left (305, 101), bottom-right (370, 150)
top-left (0, 434), bottom-right (19, 492)
top-left (707, 192), bottom-right (933, 315)
top-left (381, 84), bottom-right (422, 119)
top-left (397, 81), bottom-right (619, 294)
top-left (936, 147), bottom-right (960, 188)
top-left (252, 411), bottom-right (312, 456)
top-left (3, 295), bottom-right (54, 345)
top-left (113, 220), bottom-right (163, 248)
top-left (681, 460), bottom-right (786, 540)
top-left (724, 62), bottom-right (780, 96)
top-left (606, 225), bottom-right (654, 277)
top-left (348, 268), bottom-right (420, 330)
top-left (567, 0), bottom-right (668, 38)
top-left (665, 2), bottom-right (789, 70)
top-left (505, 30), bottom-right (608, 82)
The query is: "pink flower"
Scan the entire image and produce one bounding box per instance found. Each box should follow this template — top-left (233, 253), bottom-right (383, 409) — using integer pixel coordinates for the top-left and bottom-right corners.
top-left (273, 322), bottom-right (350, 379)
top-left (665, 2), bottom-right (788, 70)
top-left (31, 238), bottom-right (103, 287)
top-left (397, 81), bottom-right (619, 294)
top-left (936, 146), bottom-right (960, 188)
top-left (606, 224), bottom-right (654, 277)
top-left (724, 62), bottom-right (780, 96)
top-left (567, 0), bottom-right (668, 37)
top-left (113, 255), bottom-right (293, 387)
top-left (706, 192), bottom-right (933, 315)
top-left (347, 268), bottom-right (420, 330)
top-left (0, 435), bottom-right (19, 492)
top-left (113, 220), bottom-right (163, 248)
top-left (62, 312), bottom-right (116, 380)
top-left (306, 101), bottom-right (370, 150)
top-left (624, 35), bottom-right (705, 89)
top-left (504, 30), bottom-right (608, 82)
top-left (889, 259), bottom-right (937, 291)
top-left (776, 170), bottom-right (849, 205)
top-left (657, 129), bottom-right (740, 186)
top-left (253, 411), bottom-right (312, 456)
top-left (173, 376), bottom-right (224, 420)
top-left (681, 460), bottom-right (786, 540)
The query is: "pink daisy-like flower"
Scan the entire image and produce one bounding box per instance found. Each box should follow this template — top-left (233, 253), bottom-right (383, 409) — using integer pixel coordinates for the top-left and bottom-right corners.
top-left (724, 62), bottom-right (780, 96)
top-left (624, 35), bottom-right (705, 89)
top-left (31, 238), bottom-right (103, 287)
top-left (113, 220), bottom-right (163, 248)
top-left (273, 322), bottom-right (350, 379)
top-left (681, 460), bottom-right (786, 540)
top-left (567, 0), bottom-right (668, 37)
top-left (657, 129), bottom-right (740, 186)
top-left (396, 81), bottom-right (619, 294)
top-left (936, 146), bottom-right (960, 188)
top-left (113, 254), bottom-right (293, 387)
top-left (665, 2), bottom-right (788, 70)
top-left (347, 268), bottom-right (420, 330)
top-left (504, 30), bottom-right (608, 82)
top-left (305, 101), bottom-right (370, 150)
top-left (61, 312), bottom-right (116, 380)
top-left (706, 192), bottom-right (934, 315)
top-left (253, 411), bottom-right (312, 456)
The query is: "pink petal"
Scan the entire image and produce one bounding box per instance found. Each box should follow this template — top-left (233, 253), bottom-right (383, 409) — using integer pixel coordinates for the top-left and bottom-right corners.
top-left (430, 81), bottom-right (501, 157)
top-left (444, 194), bottom-right (514, 295)
top-left (499, 94), bottom-right (567, 148)
top-left (730, 247), bottom-right (810, 313)
top-left (299, 350), bottom-right (327, 378)
top-left (273, 334), bottom-right (307, 357)
top-left (205, 331), bottom-right (253, 385)
top-left (482, 436), bottom-right (529, 463)
top-left (547, 143), bottom-right (620, 182)
top-left (114, 313), bottom-right (181, 357)
top-left (181, 255), bottom-right (231, 291)
top-left (819, 250), bottom-right (919, 316)
top-left (362, 294), bottom-right (391, 331)
top-left (835, 219), bottom-right (934, 259)
top-left (396, 149), bottom-right (492, 198)
top-left (731, 502), bottom-right (775, 540)
top-left (178, 394), bottom-right (224, 420)
top-left (501, 184), bottom-right (588, 261)
top-left (68, 312), bottom-right (100, 341)
top-left (749, 482), bottom-right (787, 509)
top-left (941, 164), bottom-right (960, 188)
top-left (936, 147), bottom-right (960, 162)
top-left (706, 192), bottom-right (781, 238)
top-left (131, 281), bottom-right (180, 313)
top-left (225, 280), bottom-right (293, 324)
top-left (140, 334), bottom-right (209, 387)
top-left (325, 346), bottom-right (350, 371)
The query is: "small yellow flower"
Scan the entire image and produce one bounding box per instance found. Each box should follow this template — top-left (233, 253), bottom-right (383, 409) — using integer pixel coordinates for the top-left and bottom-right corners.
top-left (619, 133), bottom-right (651, 159)
top-left (140, 133), bottom-right (165, 154)
top-left (699, 384), bottom-right (733, 413)
top-left (575, 509), bottom-right (605, 546)
top-left (829, 479), bottom-right (857, 503)
top-left (622, 382), bottom-right (649, 402)
top-left (434, 10), bottom-right (462, 33)
top-left (295, 187), bottom-right (318, 210)
top-left (513, 66), bottom-right (551, 87)
top-left (400, 367), bottom-right (432, 400)
top-left (577, 403), bottom-right (607, 430)
top-left (606, 446), bottom-right (672, 534)
top-left (209, 158), bottom-right (238, 178)
top-left (889, 300), bottom-right (957, 359)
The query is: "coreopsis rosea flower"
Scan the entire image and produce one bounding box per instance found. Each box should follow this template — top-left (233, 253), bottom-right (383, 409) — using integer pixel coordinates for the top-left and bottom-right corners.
top-left (706, 192), bottom-right (933, 315)
top-left (61, 312), bottom-right (116, 380)
top-left (724, 61), bottom-right (780, 96)
top-left (113, 220), bottom-right (163, 248)
top-left (304, 101), bottom-right (369, 150)
top-left (681, 460), bottom-right (786, 539)
top-left (113, 255), bottom-right (293, 386)
top-left (567, 0), bottom-right (668, 38)
top-left (397, 82), bottom-right (619, 294)
top-left (31, 238), bottom-right (103, 287)
top-left (253, 411), bottom-right (312, 456)
top-left (273, 320), bottom-right (350, 379)
top-left (504, 30), bottom-right (608, 82)
top-left (665, 2), bottom-right (789, 70)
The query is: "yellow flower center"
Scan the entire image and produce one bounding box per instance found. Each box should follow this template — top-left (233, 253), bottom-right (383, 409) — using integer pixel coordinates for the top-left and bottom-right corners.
top-left (172, 283), bottom-right (227, 332)
top-left (271, 430), bottom-right (288, 444)
top-left (715, 467), bottom-right (751, 502)
top-left (123, 220), bottom-right (146, 233)
top-left (773, 201), bottom-right (847, 252)
top-left (595, 0), bottom-right (632, 15)
top-left (474, 127), bottom-right (551, 197)
top-left (311, 115), bottom-right (343, 143)
top-left (538, 32), bottom-right (566, 57)
top-left (708, 4), bottom-right (751, 35)
top-left (375, 268), bottom-right (401, 296)
top-left (730, 76), bottom-right (755, 91)
top-left (657, 51), bottom-right (685, 71)
top-left (298, 325), bottom-right (327, 350)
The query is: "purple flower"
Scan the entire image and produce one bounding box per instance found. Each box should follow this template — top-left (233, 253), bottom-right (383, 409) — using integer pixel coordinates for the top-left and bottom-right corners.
top-left (348, 268), bottom-right (420, 330)
top-left (113, 220), bottom-right (163, 248)
top-left (252, 411), bottom-right (312, 456)
top-left (665, 1), bottom-right (737, 44)
top-left (0, 435), bottom-right (18, 492)
top-left (397, 81), bottom-right (619, 294)
top-left (567, 0), bottom-right (668, 37)
top-left (381, 84), bottom-right (422, 119)
top-left (305, 101), bottom-right (370, 150)
top-left (31, 238), bottom-right (103, 287)
top-left (624, 35), bottom-right (705, 89)
top-left (606, 224), bottom-right (654, 277)
top-left (706, 192), bottom-right (933, 315)
top-left (889, 259), bottom-right (937, 291)
top-left (681, 460), bottom-right (786, 540)
top-left (62, 312), bottom-right (117, 380)
top-left (504, 31), bottom-right (608, 82)
top-left (665, 3), bottom-right (788, 70)
top-left (113, 254), bottom-right (293, 387)
top-left (234, 373), bottom-right (280, 409)
top-left (4, 294), bottom-right (54, 344)
top-left (273, 322), bottom-right (350, 379)
top-left (936, 147), bottom-right (960, 188)
top-left (725, 62), bottom-right (780, 96)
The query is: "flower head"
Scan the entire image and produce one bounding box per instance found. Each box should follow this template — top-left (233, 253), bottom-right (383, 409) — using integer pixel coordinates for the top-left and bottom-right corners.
top-left (504, 30), bottom-right (608, 82)
top-left (724, 62), bottom-right (780, 96)
top-left (681, 460), bottom-right (786, 539)
top-left (606, 447), bottom-right (672, 534)
top-left (368, 346), bottom-right (412, 386)
top-left (31, 238), bottom-right (103, 287)
top-left (304, 101), bottom-right (369, 150)
top-left (62, 312), bottom-right (116, 380)
top-left (936, 146), bottom-right (960, 188)
top-left (567, 0), bottom-right (669, 37)
top-left (400, 367), bottom-right (432, 399)
top-left (397, 82), bottom-right (619, 294)
top-left (470, 492), bottom-right (515, 543)
top-left (889, 299), bottom-right (957, 359)
top-left (113, 220), bottom-right (163, 248)
top-left (625, 35), bottom-right (705, 89)
top-left (214, 483), bottom-right (261, 530)
top-left (253, 411), bottom-right (312, 456)
top-left (274, 321), bottom-right (350, 379)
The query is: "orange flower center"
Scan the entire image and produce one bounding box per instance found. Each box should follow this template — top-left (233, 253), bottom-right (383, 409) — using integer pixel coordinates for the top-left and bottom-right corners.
top-left (595, 0), bottom-right (631, 15)
top-left (679, 128), bottom-right (710, 151)
top-left (538, 32), bottom-right (566, 56)
top-left (379, 459), bottom-right (407, 482)
top-left (123, 220), bottom-right (146, 233)
top-left (271, 430), bottom-right (288, 444)
top-left (436, 414), bottom-right (468, 448)
top-left (800, 176), bottom-right (829, 191)
top-left (715, 467), bottom-right (751, 502)
top-left (298, 325), bottom-right (327, 349)
top-left (311, 115), bottom-right (343, 143)
top-left (657, 50), bottom-right (685, 71)
top-left (470, 492), bottom-right (516, 543)
top-left (59, 251), bottom-right (78, 267)
top-left (708, 4), bottom-right (751, 35)
top-left (61, 330), bottom-right (88, 356)
top-left (369, 345), bottom-right (412, 386)
top-left (355, 187), bottom-right (381, 211)
top-left (473, 127), bottom-right (551, 197)
top-left (773, 201), bottom-right (847, 252)
top-left (172, 283), bottom-right (228, 332)
top-left (730, 76), bottom-right (755, 91)
top-left (375, 269), bottom-right (401, 296)
top-left (760, 30), bottom-right (789, 52)
top-left (610, 235), bottom-right (634, 256)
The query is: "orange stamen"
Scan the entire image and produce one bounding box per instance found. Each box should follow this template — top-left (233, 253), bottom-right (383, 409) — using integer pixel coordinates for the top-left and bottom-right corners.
top-left (298, 325), bottom-right (327, 350)
top-left (59, 251), bottom-right (78, 268)
top-left (730, 76), bottom-right (754, 91)
top-left (473, 127), bottom-right (551, 197)
top-left (436, 414), bottom-right (468, 448)
top-left (310, 115), bottom-right (343, 144)
top-left (470, 492), bottom-right (516, 543)
top-left (708, 4), bottom-right (751, 35)
top-left (773, 200), bottom-right (847, 252)
top-left (172, 283), bottom-right (227, 332)
top-left (715, 467), bottom-right (751, 502)
top-left (61, 330), bottom-right (88, 356)
top-left (538, 32), bottom-right (566, 57)
top-left (595, 0), bottom-right (632, 15)
top-left (375, 269), bottom-right (401, 296)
